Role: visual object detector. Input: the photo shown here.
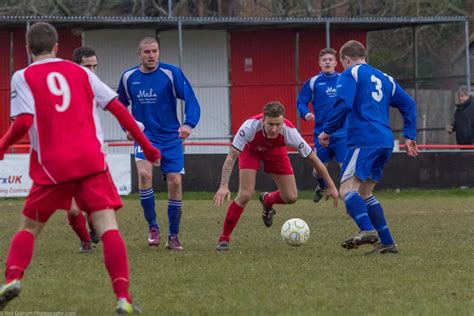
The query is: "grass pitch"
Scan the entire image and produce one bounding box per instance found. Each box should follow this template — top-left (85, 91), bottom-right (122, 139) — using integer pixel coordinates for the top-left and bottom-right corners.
top-left (0, 189), bottom-right (473, 315)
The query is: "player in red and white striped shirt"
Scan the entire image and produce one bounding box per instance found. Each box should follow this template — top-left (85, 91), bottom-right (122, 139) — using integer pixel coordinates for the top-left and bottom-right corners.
top-left (0, 22), bottom-right (160, 313)
top-left (213, 101), bottom-right (338, 251)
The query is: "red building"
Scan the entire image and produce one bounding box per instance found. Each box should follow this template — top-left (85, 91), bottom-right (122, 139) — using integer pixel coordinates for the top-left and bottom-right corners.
top-left (230, 28), bottom-right (366, 144)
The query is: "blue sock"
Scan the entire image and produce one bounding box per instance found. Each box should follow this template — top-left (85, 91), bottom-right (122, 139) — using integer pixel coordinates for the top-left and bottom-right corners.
top-left (365, 196), bottom-right (394, 245)
top-left (139, 188), bottom-right (157, 230)
top-left (168, 199), bottom-right (182, 236)
top-left (344, 191), bottom-right (374, 231)
top-left (317, 178), bottom-right (327, 190)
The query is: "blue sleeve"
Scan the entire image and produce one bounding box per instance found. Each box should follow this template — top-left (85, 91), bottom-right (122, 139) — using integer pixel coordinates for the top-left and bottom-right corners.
top-left (322, 72), bottom-right (356, 134)
top-left (390, 83), bottom-right (417, 140)
top-left (116, 74), bottom-right (130, 108)
top-left (297, 80), bottom-right (313, 119)
top-left (173, 68), bottom-right (201, 129)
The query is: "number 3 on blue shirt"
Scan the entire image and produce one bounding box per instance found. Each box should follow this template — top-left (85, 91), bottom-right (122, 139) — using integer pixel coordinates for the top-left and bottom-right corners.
top-left (371, 75), bottom-right (383, 102)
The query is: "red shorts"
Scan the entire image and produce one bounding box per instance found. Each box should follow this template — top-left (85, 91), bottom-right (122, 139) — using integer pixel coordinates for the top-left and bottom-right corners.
top-left (23, 170), bottom-right (123, 223)
top-left (238, 149), bottom-right (293, 175)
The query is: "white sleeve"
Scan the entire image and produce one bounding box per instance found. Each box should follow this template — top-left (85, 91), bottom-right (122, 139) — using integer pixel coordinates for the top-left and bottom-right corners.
top-left (232, 119), bottom-right (257, 151)
top-left (87, 70), bottom-right (118, 110)
top-left (283, 125), bottom-right (312, 158)
top-left (10, 70), bottom-right (35, 118)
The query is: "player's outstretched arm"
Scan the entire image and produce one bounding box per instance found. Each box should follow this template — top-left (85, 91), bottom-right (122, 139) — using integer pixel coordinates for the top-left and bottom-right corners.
top-left (0, 114), bottom-right (33, 160)
top-left (125, 120), bottom-right (144, 141)
top-left (106, 98), bottom-right (161, 166)
top-left (306, 151), bottom-right (338, 207)
top-left (213, 147), bottom-right (240, 207)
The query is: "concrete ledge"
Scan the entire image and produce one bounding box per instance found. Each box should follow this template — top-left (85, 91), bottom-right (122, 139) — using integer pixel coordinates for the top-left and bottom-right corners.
top-left (131, 151), bottom-right (474, 192)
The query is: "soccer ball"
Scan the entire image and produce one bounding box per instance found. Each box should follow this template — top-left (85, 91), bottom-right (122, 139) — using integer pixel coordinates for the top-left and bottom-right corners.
top-left (281, 218), bottom-right (310, 247)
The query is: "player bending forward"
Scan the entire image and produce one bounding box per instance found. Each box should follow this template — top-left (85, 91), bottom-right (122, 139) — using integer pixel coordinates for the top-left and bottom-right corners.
top-left (213, 101), bottom-right (338, 251)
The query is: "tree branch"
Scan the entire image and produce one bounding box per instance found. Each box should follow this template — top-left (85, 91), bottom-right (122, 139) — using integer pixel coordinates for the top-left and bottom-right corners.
top-left (151, 0), bottom-right (169, 16)
top-left (447, 2), bottom-right (468, 16)
top-left (321, 0), bottom-right (348, 15)
top-left (131, 0), bottom-right (140, 16)
top-left (52, 0), bottom-right (71, 16)
top-left (86, 0), bottom-right (104, 16)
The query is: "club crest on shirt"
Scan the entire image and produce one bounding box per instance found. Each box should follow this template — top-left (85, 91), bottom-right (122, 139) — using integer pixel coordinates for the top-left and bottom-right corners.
top-left (326, 86), bottom-right (337, 97)
top-left (137, 88), bottom-right (158, 104)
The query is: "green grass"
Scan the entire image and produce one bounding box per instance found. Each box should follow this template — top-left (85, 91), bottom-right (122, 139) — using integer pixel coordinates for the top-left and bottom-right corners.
top-left (0, 190), bottom-right (473, 315)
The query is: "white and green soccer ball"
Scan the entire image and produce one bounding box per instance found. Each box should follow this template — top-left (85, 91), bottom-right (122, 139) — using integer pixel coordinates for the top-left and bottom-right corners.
top-left (281, 218), bottom-right (310, 247)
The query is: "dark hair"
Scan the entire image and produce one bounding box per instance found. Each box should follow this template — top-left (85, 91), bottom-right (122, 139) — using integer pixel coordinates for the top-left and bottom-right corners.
top-left (319, 48), bottom-right (337, 58)
top-left (138, 36), bottom-right (160, 52)
top-left (263, 101), bottom-right (285, 118)
top-left (340, 40), bottom-right (366, 59)
top-left (27, 22), bottom-right (58, 56)
top-left (73, 46), bottom-right (96, 64)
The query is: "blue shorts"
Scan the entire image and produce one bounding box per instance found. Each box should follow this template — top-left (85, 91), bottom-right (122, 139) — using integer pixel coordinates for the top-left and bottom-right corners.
top-left (134, 139), bottom-right (185, 174)
top-left (340, 147), bottom-right (392, 183)
top-left (314, 133), bottom-right (347, 164)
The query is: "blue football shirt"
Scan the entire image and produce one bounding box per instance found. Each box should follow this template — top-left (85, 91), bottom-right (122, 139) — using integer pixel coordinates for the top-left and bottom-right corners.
top-left (297, 72), bottom-right (346, 136)
top-left (322, 64), bottom-right (416, 148)
top-left (117, 62), bottom-right (201, 143)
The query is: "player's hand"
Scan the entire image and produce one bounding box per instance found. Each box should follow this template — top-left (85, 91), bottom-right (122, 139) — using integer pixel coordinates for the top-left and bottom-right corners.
top-left (318, 132), bottom-right (330, 148)
top-left (445, 124), bottom-right (454, 134)
top-left (136, 120), bottom-right (145, 131)
top-left (213, 186), bottom-right (231, 207)
top-left (405, 139), bottom-right (419, 158)
top-left (305, 113), bottom-right (315, 121)
top-left (143, 147), bottom-right (161, 166)
top-left (325, 185), bottom-right (339, 208)
top-left (126, 120), bottom-right (144, 141)
top-left (179, 125), bottom-right (192, 139)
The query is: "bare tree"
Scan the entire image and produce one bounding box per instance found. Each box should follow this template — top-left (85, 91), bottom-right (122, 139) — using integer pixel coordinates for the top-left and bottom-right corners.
top-left (52, 0), bottom-right (72, 16)
top-left (0, 0), bottom-right (468, 19)
top-left (86, 0), bottom-right (103, 16)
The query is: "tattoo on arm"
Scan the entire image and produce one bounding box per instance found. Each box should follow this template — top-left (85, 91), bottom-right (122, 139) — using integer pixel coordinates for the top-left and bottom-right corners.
top-left (220, 148), bottom-right (239, 186)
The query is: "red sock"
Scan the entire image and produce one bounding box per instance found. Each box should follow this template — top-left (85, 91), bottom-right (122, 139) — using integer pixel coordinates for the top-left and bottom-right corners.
top-left (67, 211), bottom-right (92, 243)
top-left (264, 191), bottom-right (286, 208)
top-left (101, 229), bottom-right (131, 303)
top-left (5, 230), bottom-right (35, 282)
top-left (219, 201), bottom-right (244, 242)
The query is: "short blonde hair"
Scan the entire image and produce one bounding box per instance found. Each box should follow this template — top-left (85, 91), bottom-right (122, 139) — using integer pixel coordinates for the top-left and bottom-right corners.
top-left (138, 37), bottom-right (159, 52)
